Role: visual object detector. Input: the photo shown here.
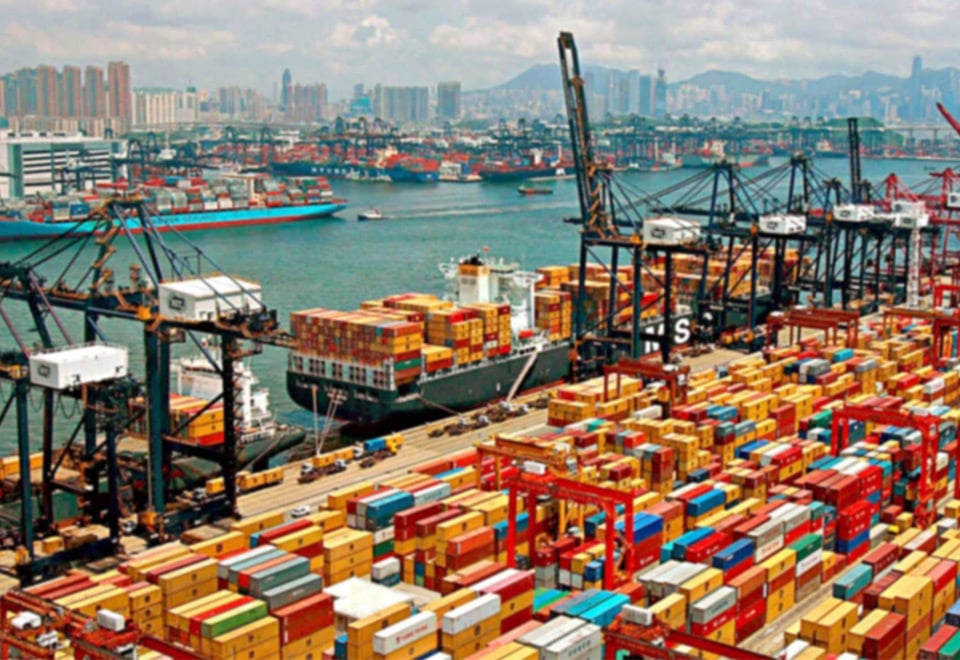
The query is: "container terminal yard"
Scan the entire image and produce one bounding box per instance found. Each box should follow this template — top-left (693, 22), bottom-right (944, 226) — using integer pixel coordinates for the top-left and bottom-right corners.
top-left (7, 32), bottom-right (960, 660)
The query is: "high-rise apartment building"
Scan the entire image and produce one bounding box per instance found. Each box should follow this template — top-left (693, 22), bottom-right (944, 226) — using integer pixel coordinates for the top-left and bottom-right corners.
top-left (36, 65), bottom-right (58, 117)
top-left (107, 61), bottom-right (131, 125)
top-left (84, 66), bottom-right (105, 118)
top-left (61, 65), bottom-right (82, 118)
top-left (437, 81), bottom-right (461, 120)
top-left (373, 85), bottom-right (430, 124)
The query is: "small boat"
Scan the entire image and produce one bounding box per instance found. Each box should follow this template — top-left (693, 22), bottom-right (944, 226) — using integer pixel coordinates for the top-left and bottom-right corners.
top-left (358, 208), bottom-right (386, 221)
top-left (518, 185), bottom-right (553, 196)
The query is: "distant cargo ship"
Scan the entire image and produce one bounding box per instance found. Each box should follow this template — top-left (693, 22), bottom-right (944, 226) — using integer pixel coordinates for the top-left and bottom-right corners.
top-left (479, 148), bottom-right (574, 182)
top-left (0, 174), bottom-right (347, 241)
top-left (682, 140), bottom-right (771, 169)
top-left (271, 147), bottom-right (439, 183)
top-left (286, 254), bottom-right (692, 431)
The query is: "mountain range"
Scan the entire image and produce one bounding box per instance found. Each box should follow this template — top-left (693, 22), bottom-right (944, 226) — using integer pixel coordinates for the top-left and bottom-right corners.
top-left (487, 63), bottom-right (960, 99)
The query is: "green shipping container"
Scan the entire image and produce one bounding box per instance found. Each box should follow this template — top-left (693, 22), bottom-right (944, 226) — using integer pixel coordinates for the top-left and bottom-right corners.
top-left (939, 630), bottom-right (960, 659)
top-left (373, 540), bottom-right (394, 558)
top-left (201, 600), bottom-right (268, 639)
top-left (788, 534), bottom-right (823, 561)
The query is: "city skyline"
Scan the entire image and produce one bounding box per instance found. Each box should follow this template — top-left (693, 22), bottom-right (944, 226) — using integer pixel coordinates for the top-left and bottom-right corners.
top-left (2, 1), bottom-right (959, 100)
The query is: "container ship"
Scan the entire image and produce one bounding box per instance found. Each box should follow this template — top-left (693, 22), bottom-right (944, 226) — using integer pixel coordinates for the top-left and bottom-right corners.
top-left (479, 148), bottom-right (574, 182)
top-left (286, 254), bottom-right (693, 431)
top-left (271, 147), bottom-right (440, 183)
top-left (682, 140), bottom-right (771, 169)
top-left (0, 174), bottom-right (347, 241)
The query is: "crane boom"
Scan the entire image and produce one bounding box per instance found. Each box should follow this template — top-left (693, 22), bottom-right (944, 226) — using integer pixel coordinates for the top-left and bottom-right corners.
top-left (937, 102), bottom-right (960, 139)
top-left (557, 32), bottom-right (613, 237)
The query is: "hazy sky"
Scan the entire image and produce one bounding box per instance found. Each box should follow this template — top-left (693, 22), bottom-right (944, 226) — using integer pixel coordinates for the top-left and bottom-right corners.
top-left (3, 0), bottom-right (957, 97)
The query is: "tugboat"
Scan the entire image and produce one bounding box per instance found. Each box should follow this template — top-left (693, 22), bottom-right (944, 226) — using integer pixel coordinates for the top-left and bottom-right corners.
top-left (358, 208), bottom-right (386, 221)
top-left (518, 185), bottom-right (553, 196)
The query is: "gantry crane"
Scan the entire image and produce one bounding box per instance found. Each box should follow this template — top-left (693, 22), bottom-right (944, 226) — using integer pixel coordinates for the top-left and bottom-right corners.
top-left (830, 405), bottom-right (945, 529)
top-left (558, 31), bottom-right (709, 372)
top-left (0, 192), bottom-right (294, 584)
top-left (502, 471), bottom-right (643, 590)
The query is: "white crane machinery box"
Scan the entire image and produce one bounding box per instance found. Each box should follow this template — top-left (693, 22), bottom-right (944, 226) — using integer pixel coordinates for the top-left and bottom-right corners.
top-left (760, 214), bottom-right (807, 235)
top-left (833, 204), bottom-right (874, 222)
top-left (29, 344), bottom-right (128, 390)
top-left (158, 276), bottom-right (263, 321)
top-left (643, 218), bottom-right (701, 245)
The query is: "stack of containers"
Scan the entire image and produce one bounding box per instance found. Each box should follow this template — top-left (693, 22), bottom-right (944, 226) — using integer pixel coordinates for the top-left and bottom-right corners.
top-left (289, 309), bottom-right (423, 387)
top-left (425, 308), bottom-right (484, 366)
top-left (442, 594), bottom-right (502, 659)
top-left (324, 528), bottom-right (374, 585)
top-left (273, 592), bottom-right (335, 660)
top-left (373, 611), bottom-right (438, 660)
top-left (533, 290), bottom-right (572, 342)
top-left (463, 302), bottom-right (512, 357)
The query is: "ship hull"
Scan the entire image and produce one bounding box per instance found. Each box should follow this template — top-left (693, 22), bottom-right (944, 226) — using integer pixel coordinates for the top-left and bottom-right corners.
top-left (0, 201), bottom-right (348, 241)
top-left (479, 167), bottom-right (568, 182)
top-left (271, 162), bottom-right (438, 183)
top-left (287, 342), bottom-right (572, 432)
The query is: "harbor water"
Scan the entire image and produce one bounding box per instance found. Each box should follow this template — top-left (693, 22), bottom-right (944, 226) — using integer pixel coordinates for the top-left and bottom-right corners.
top-left (0, 157), bottom-right (946, 453)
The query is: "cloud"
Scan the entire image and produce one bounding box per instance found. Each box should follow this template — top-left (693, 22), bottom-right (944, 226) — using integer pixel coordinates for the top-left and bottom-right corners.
top-left (330, 15), bottom-right (401, 48)
top-left (0, 0), bottom-right (955, 97)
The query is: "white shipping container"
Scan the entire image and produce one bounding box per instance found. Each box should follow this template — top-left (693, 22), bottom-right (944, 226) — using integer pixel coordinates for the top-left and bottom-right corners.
top-left (782, 639), bottom-right (811, 660)
top-left (96, 610), bottom-right (125, 633)
top-left (158, 275), bottom-right (264, 321)
top-left (373, 526), bottom-right (395, 545)
top-left (524, 461), bottom-right (548, 476)
top-left (373, 611), bottom-right (437, 655)
top-left (619, 605), bottom-right (653, 627)
top-left (372, 557), bottom-right (401, 581)
top-left (518, 615), bottom-right (584, 650)
top-left (542, 624), bottom-right (602, 660)
top-left (690, 586), bottom-right (737, 625)
top-left (633, 405), bottom-right (662, 420)
top-left (467, 569), bottom-right (521, 595)
top-left (797, 549), bottom-right (823, 577)
top-left (442, 594), bottom-right (501, 635)
top-left (643, 217), bottom-right (701, 245)
top-left (420, 654), bottom-right (452, 660)
top-left (29, 344), bottom-right (128, 390)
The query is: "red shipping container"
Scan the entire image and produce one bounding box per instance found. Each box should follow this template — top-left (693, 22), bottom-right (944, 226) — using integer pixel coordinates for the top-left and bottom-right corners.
top-left (928, 560), bottom-right (957, 593)
top-left (414, 458), bottom-right (454, 476)
top-left (862, 542), bottom-right (898, 575)
top-left (769, 568), bottom-right (795, 593)
top-left (685, 531), bottom-right (732, 564)
top-left (617, 581), bottom-right (645, 603)
top-left (480, 571), bottom-right (534, 603)
top-left (920, 624), bottom-right (958, 660)
top-left (735, 597), bottom-right (766, 643)
top-left (414, 510), bottom-right (462, 538)
top-left (271, 593), bottom-right (334, 644)
top-left (146, 554), bottom-right (207, 584)
top-left (723, 555), bottom-right (755, 583)
top-left (255, 520), bottom-right (313, 546)
top-left (689, 605), bottom-right (735, 637)
top-left (39, 578), bottom-right (98, 601)
top-left (837, 501), bottom-right (872, 540)
top-left (500, 607), bottom-right (533, 634)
